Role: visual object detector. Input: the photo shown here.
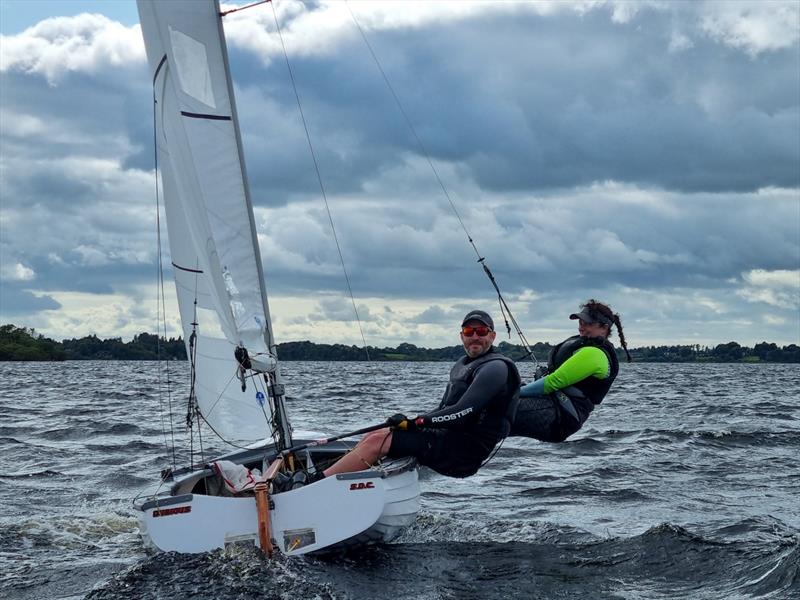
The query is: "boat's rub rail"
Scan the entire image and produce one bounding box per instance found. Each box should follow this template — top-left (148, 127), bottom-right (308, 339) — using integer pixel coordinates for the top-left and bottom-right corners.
top-left (335, 471), bottom-right (383, 481)
top-left (138, 494), bottom-right (194, 512)
top-left (334, 456), bottom-right (417, 480)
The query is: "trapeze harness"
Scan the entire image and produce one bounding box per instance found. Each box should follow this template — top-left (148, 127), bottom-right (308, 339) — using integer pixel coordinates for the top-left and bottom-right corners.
top-left (421, 348), bottom-right (521, 447)
top-left (512, 335), bottom-right (619, 441)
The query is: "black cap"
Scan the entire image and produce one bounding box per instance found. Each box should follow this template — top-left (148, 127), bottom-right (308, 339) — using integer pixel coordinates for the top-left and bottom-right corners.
top-left (570, 308), bottom-right (612, 326)
top-left (461, 310), bottom-right (494, 330)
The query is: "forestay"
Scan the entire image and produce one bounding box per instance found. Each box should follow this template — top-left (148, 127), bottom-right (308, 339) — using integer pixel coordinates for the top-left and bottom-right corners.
top-left (138, 0), bottom-right (276, 443)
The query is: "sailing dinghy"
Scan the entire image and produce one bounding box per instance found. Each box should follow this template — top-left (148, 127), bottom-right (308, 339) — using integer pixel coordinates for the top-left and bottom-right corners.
top-left (135, 0), bottom-right (420, 556)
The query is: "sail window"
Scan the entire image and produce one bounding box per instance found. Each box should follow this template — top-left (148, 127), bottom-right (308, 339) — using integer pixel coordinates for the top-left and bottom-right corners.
top-left (195, 306), bottom-right (226, 339)
top-left (169, 27), bottom-right (216, 109)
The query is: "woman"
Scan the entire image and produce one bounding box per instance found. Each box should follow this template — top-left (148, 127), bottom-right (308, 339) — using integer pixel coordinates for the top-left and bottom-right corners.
top-left (510, 299), bottom-right (631, 442)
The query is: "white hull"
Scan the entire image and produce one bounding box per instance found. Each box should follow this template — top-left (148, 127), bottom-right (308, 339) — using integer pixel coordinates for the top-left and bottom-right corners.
top-left (137, 454), bottom-right (419, 555)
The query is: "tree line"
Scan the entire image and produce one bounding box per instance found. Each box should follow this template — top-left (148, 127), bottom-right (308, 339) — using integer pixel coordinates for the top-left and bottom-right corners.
top-left (1, 324), bottom-right (798, 363)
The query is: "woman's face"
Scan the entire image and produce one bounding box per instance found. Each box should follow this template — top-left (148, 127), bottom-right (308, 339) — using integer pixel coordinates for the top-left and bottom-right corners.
top-left (578, 318), bottom-right (609, 339)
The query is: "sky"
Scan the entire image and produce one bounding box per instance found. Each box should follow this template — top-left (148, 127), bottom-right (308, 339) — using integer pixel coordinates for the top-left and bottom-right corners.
top-left (1, 0), bottom-right (799, 350)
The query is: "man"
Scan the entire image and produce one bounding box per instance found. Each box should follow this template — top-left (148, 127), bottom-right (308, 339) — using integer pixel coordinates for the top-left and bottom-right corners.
top-left (322, 310), bottom-right (520, 479)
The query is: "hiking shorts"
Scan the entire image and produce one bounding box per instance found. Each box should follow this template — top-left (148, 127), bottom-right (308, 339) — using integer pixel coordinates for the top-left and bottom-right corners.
top-left (388, 428), bottom-right (493, 478)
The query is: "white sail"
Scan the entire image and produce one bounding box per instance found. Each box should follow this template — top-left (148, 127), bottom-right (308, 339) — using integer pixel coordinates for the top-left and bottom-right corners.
top-left (138, 0), bottom-right (277, 443)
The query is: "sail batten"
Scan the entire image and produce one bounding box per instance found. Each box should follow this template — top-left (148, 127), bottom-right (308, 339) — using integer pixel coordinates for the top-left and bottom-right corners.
top-left (138, 0), bottom-right (279, 443)
top-left (181, 111), bottom-right (232, 120)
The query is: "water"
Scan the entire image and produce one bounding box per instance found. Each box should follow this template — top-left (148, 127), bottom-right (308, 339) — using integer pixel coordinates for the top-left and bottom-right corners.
top-left (1, 361), bottom-right (798, 599)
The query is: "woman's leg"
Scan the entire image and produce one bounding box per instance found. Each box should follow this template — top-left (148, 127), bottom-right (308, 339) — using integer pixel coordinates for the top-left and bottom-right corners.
top-left (510, 394), bottom-right (565, 442)
top-left (323, 428), bottom-right (394, 476)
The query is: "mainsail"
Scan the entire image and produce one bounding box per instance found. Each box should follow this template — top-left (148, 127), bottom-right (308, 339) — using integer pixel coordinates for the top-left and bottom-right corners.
top-left (138, 0), bottom-right (279, 443)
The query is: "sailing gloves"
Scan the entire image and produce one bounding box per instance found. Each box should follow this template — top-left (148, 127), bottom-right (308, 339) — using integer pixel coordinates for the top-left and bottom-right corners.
top-left (386, 413), bottom-right (426, 430)
top-left (387, 413), bottom-right (411, 429)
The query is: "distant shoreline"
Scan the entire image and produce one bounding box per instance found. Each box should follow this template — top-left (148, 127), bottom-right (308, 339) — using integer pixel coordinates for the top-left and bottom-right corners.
top-left (2, 324), bottom-right (798, 363)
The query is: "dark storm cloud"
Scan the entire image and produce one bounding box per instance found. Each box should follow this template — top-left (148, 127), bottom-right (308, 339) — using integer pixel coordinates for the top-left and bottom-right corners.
top-left (230, 7), bottom-right (799, 202)
top-left (0, 287), bottom-right (61, 314)
top-left (1, 53), bottom-right (156, 296)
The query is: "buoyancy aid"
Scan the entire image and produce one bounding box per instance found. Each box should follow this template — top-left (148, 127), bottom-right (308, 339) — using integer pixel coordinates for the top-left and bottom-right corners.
top-left (547, 335), bottom-right (619, 406)
top-left (438, 348), bottom-right (521, 440)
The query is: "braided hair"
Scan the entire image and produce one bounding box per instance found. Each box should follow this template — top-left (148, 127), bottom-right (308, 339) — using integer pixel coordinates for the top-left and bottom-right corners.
top-left (582, 299), bottom-right (632, 363)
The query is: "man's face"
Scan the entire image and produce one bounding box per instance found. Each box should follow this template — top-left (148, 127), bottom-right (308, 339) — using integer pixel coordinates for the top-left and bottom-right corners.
top-left (460, 320), bottom-right (496, 358)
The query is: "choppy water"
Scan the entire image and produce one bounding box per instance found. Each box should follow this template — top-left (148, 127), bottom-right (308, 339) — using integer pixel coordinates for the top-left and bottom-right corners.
top-left (1, 360), bottom-right (798, 599)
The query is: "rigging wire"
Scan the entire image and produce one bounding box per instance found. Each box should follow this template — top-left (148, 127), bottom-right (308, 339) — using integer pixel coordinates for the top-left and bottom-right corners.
top-left (255, 374), bottom-right (282, 450)
top-left (196, 398), bottom-right (205, 467)
top-left (152, 90), bottom-right (178, 469)
top-left (186, 279), bottom-right (206, 468)
top-left (268, 1), bottom-right (371, 361)
top-left (196, 410), bottom-right (254, 451)
top-left (188, 359), bottom-right (275, 451)
top-left (219, 0), bottom-right (272, 17)
top-left (345, 2), bottom-right (539, 366)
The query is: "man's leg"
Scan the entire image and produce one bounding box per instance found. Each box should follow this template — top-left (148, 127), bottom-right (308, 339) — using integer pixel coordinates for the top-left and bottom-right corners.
top-left (323, 428), bottom-right (394, 476)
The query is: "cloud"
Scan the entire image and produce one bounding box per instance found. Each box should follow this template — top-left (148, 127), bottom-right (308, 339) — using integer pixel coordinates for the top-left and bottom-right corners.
top-left (3, 2), bottom-right (795, 81)
top-left (0, 288), bottom-right (61, 315)
top-left (222, 1), bottom-right (799, 61)
top-left (738, 269), bottom-right (800, 310)
top-left (0, 13), bottom-right (145, 83)
top-left (309, 296), bottom-right (377, 323)
top-left (0, 2), bottom-right (797, 347)
top-left (742, 268), bottom-right (800, 288)
top-left (248, 182), bottom-right (799, 298)
top-left (1, 262), bottom-right (35, 282)
top-left (410, 305), bottom-right (457, 325)
top-left (699, 0), bottom-right (800, 56)
top-left (222, 2), bottom-right (800, 197)
top-left (219, 0), bottom-right (545, 64)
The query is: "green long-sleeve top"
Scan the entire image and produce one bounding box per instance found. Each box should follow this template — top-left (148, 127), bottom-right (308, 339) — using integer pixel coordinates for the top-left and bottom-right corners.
top-left (520, 346), bottom-right (610, 397)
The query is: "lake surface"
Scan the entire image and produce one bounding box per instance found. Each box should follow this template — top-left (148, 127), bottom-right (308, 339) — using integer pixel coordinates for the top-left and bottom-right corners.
top-left (1, 361), bottom-right (798, 599)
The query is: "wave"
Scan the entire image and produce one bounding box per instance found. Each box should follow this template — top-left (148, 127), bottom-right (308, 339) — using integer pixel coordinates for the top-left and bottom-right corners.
top-left (86, 440), bottom-right (164, 453)
top-left (0, 468), bottom-right (64, 479)
top-left (0, 512), bottom-right (139, 554)
top-left (600, 428), bottom-right (800, 448)
top-left (80, 519), bottom-right (799, 600)
top-left (516, 483), bottom-right (651, 502)
top-left (39, 422), bottom-right (142, 441)
top-left (85, 548), bottom-right (339, 600)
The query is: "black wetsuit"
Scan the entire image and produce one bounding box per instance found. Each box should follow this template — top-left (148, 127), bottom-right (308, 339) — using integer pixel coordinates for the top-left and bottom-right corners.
top-left (388, 347), bottom-right (520, 478)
